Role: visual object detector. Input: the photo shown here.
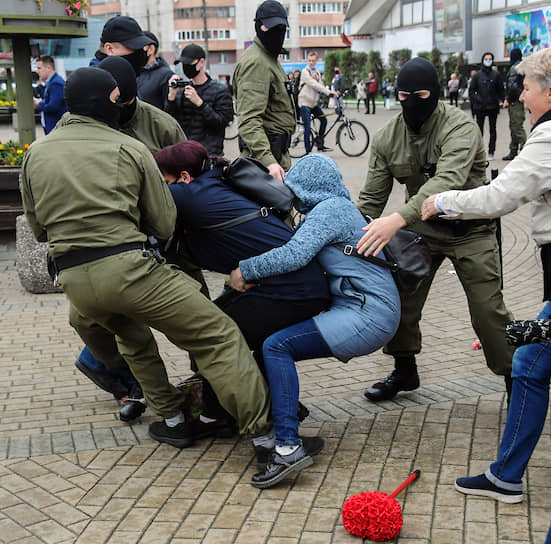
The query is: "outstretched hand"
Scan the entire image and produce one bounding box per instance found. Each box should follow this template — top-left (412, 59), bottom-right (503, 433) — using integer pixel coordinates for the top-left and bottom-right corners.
top-left (421, 194), bottom-right (440, 221)
top-left (356, 213), bottom-right (406, 256)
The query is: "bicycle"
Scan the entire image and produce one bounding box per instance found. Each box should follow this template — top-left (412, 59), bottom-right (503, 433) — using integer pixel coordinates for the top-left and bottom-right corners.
top-left (289, 97), bottom-right (370, 158)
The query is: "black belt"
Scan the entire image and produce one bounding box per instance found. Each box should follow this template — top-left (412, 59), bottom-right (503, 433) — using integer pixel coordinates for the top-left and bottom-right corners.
top-left (54, 242), bottom-right (145, 272)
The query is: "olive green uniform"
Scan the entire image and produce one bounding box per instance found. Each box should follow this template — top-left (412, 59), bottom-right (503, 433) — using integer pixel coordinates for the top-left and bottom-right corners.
top-left (233, 37), bottom-right (296, 171)
top-left (357, 103), bottom-right (514, 376)
top-left (507, 100), bottom-right (526, 156)
top-left (20, 114), bottom-right (271, 435)
top-left (120, 99), bottom-right (186, 154)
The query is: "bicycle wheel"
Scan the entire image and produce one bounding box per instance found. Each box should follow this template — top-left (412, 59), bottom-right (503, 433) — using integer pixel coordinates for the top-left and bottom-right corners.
top-left (336, 120), bottom-right (370, 157)
top-left (225, 114), bottom-right (239, 141)
top-left (289, 123), bottom-right (311, 158)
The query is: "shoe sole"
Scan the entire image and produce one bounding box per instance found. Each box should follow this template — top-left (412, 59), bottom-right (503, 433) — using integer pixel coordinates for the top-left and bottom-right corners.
top-left (148, 429), bottom-right (194, 449)
top-left (454, 482), bottom-right (523, 503)
top-left (364, 382), bottom-right (420, 402)
top-left (256, 437), bottom-right (324, 470)
top-left (251, 455), bottom-right (314, 489)
top-left (75, 359), bottom-right (127, 399)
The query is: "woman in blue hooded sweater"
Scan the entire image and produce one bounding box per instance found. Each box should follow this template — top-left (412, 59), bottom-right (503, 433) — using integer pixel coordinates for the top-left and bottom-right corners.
top-left (230, 154), bottom-right (401, 488)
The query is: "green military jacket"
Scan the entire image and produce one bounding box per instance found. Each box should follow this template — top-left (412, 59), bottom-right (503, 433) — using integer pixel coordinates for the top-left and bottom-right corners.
top-left (233, 37), bottom-right (296, 170)
top-left (20, 114), bottom-right (176, 258)
top-left (121, 99), bottom-right (186, 154)
top-left (357, 103), bottom-right (488, 238)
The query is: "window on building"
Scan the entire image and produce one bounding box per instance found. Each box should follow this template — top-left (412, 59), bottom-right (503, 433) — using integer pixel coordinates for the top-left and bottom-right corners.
top-left (78, 48), bottom-right (85, 57)
top-left (299, 2), bottom-right (343, 14)
top-left (176, 28), bottom-right (235, 41)
top-left (174, 6), bottom-right (236, 19)
top-left (219, 53), bottom-right (227, 64)
top-left (299, 24), bottom-right (342, 37)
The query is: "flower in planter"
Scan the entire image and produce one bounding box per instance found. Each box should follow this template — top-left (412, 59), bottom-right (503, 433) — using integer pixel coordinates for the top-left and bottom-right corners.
top-left (49, 0), bottom-right (89, 16)
top-left (0, 141), bottom-right (29, 166)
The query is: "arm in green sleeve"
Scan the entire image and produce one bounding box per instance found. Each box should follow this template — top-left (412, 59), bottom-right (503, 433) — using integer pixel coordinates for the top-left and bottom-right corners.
top-left (20, 154), bottom-right (47, 242)
top-left (235, 64), bottom-right (276, 168)
top-left (398, 122), bottom-right (483, 225)
top-left (138, 150), bottom-right (176, 240)
top-left (356, 139), bottom-right (394, 220)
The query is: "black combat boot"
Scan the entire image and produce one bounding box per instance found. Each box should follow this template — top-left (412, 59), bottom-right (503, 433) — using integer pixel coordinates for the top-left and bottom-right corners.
top-left (364, 356), bottom-right (420, 401)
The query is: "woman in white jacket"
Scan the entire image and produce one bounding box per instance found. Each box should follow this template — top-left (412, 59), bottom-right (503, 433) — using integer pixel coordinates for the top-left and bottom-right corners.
top-left (422, 47), bottom-right (551, 518)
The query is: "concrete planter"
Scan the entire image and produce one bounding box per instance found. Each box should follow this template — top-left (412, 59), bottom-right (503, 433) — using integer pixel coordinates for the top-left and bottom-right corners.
top-left (16, 214), bottom-right (62, 294)
top-left (0, 166), bottom-right (23, 231)
top-left (2, 0), bottom-right (68, 17)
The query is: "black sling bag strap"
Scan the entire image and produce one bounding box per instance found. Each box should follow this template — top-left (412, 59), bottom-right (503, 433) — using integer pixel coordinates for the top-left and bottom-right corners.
top-left (333, 243), bottom-right (398, 271)
top-left (197, 207), bottom-right (272, 231)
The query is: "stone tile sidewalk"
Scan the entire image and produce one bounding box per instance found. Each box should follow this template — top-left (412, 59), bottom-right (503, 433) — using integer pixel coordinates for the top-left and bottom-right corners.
top-left (1, 109), bottom-right (549, 543)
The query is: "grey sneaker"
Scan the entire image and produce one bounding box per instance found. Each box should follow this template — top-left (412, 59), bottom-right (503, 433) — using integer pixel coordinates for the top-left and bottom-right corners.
top-left (251, 446), bottom-right (313, 489)
top-left (255, 435), bottom-right (324, 470)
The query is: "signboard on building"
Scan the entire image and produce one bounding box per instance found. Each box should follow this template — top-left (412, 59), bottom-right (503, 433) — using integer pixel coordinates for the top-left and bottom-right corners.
top-left (504, 7), bottom-right (551, 58)
top-left (433, 0), bottom-right (472, 53)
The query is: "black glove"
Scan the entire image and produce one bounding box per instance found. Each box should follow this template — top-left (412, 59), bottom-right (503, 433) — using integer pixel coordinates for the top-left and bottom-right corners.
top-left (506, 319), bottom-right (551, 347)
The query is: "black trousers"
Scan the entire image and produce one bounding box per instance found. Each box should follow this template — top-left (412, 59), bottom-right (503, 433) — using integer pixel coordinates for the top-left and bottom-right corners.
top-left (476, 108), bottom-right (500, 154)
top-left (201, 292), bottom-right (328, 419)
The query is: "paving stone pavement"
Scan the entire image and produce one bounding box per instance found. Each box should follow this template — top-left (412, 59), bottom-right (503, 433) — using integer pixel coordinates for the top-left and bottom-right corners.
top-left (0, 109), bottom-right (549, 543)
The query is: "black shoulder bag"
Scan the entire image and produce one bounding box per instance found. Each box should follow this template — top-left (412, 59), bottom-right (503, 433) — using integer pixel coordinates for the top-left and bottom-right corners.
top-left (335, 229), bottom-right (432, 292)
top-left (222, 157), bottom-right (296, 217)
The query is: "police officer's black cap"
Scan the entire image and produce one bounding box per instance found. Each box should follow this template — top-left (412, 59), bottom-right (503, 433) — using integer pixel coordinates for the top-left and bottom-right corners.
top-left (255, 0), bottom-right (289, 28)
top-left (175, 44), bottom-right (205, 65)
top-left (143, 31), bottom-right (159, 49)
top-left (101, 16), bottom-right (152, 50)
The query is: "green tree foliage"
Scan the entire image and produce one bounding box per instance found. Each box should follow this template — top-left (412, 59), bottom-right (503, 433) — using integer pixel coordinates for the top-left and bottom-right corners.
top-left (417, 51), bottom-right (431, 60)
top-left (444, 53), bottom-right (458, 80)
top-left (366, 50), bottom-right (384, 87)
top-left (322, 50), bottom-right (339, 87)
top-left (387, 49), bottom-right (412, 79)
top-left (430, 47), bottom-right (445, 95)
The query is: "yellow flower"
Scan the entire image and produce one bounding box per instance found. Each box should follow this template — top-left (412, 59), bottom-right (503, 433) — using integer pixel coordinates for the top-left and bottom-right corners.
top-left (0, 145), bottom-right (4, 150)
top-left (17, 150), bottom-right (23, 155)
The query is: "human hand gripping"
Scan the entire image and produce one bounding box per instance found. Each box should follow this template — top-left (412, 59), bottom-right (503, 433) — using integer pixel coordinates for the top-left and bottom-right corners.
top-left (356, 213), bottom-right (406, 256)
top-left (229, 267), bottom-right (257, 293)
top-left (268, 163), bottom-right (285, 182)
top-left (421, 194), bottom-right (440, 221)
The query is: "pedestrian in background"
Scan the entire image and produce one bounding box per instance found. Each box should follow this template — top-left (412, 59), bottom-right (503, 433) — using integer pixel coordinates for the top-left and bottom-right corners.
top-left (32, 55), bottom-right (66, 134)
top-left (166, 44), bottom-right (233, 155)
top-left (366, 71), bottom-right (377, 114)
top-left (502, 48), bottom-right (526, 160)
top-left (356, 78), bottom-right (366, 112)
top-left (448, 73), bottom-right (459, 107)
top-left (137, 30), bottom-right (175, 110)
top-left (382, 76), bottom-right (392, 109)
top-left (469, 52), bottom-right (505, 158)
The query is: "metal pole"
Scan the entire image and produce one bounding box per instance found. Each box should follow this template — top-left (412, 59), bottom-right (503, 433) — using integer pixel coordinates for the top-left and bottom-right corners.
top-left (12, 37), bottom-right (35, 146)
top-left (201, 0), bottom-right (209, 70)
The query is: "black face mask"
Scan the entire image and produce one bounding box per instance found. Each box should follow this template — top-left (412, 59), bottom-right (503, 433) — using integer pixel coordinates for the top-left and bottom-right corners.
top-left (255, 23), bottom-right (286, 55)
top-left (119, 99), bottom-right (137, 126)
top-left (65, 67), bottom-right (122, 129)
top-left (119, 48), bottom-right (148, 75)
top-left (182, 62), bottom-right (200, 79)
top-left (397, 57), bottom-right (440, 133)
top-left (98, 56), bottom-right (137, 103)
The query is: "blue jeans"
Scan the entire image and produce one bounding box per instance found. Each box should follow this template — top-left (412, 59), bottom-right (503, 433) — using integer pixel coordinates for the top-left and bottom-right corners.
top-left (486, 301), bottom-right (551, 491)
top-left (300, 105), bottom-right (327, 153)
top-left (546, 524), bottom-right (551, 544)
top-left (262, 319), bottom-right (331, 446)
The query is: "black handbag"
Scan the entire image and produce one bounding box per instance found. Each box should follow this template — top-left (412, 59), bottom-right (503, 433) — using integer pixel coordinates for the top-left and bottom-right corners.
top-left (336, 229), bottom-right (432, 292)
top-left (222, 157), bottom-right (295, 216)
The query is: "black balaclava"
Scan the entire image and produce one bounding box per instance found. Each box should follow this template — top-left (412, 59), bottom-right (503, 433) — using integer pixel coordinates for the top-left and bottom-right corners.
top-left (510, 48), bottom-right (522, 65)
top-left (397, 57), bottom-right (440, 133)
top-left (481, 51), bottom-right (494, 71)
top-left (182, 62), bottom-right (200, 80)
top-left (119, 48), bottom-right (148, 75)
top-left (99, 56), bottom-right (138, 125)
top-left (64, 67), bottom-right (121, 129)
top-left (255, 22), bottom-right (286, 55)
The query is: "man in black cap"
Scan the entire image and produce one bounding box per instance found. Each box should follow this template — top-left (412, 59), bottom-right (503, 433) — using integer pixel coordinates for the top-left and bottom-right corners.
top-left (165, 43), bottom-right (233, 155)
top-left (90, 15), bottom-right (152, 75)
top-left (137, 31), bottom-right (176, 110)
top-left (233, 0), bottom-right (296, 181)
top-left (356, 57), bottom-right (514, 404)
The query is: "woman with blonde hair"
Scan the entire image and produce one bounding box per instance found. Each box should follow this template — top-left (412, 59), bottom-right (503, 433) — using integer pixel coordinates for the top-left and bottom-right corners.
top-left (423, 47), bottom-right (551, 515)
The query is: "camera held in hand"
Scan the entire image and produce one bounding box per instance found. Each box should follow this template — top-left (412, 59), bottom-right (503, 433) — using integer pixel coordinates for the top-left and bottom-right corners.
top-left (169, 79), bottom-right (188, 88)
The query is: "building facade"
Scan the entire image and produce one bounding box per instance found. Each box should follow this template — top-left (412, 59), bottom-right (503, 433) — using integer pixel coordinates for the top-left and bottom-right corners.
top-left (88, 0), bottom-right (351, 78)
top-left (345, 0), bottom-right (551, 67)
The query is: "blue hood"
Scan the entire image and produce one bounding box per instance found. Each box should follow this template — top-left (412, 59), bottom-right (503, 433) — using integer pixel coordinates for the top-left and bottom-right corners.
top-left (284, 154), bottom-right (350, 212)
